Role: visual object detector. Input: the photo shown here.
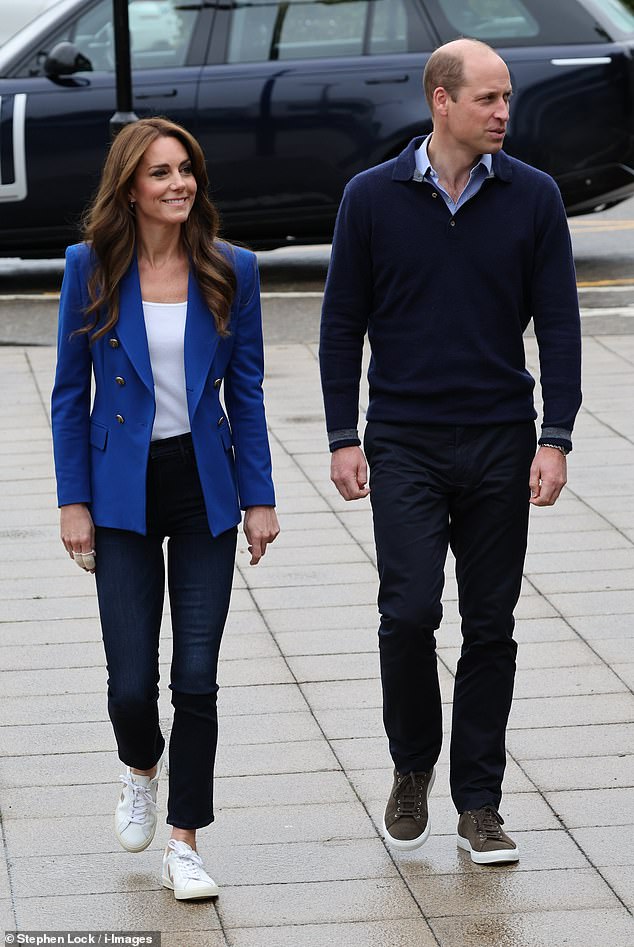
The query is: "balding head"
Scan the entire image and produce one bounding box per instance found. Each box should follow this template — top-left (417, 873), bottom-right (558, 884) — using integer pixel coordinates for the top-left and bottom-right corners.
top-left (423, 39), bottom-right (506, 113)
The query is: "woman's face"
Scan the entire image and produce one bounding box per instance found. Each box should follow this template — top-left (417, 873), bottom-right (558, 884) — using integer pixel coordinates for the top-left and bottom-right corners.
top-left (128, 135), bottom-right (197, 229)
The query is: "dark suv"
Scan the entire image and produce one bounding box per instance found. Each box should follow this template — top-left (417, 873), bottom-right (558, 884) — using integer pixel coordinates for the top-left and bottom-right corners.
top-left (1, 0), bottom-right (633, 256)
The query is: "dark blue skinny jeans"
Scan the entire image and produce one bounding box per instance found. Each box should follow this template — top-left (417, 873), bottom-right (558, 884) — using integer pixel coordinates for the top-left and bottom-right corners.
top-left (364, 420), bottom-right (536, 814)
top-left (94, 433), bottom-right (237, 829)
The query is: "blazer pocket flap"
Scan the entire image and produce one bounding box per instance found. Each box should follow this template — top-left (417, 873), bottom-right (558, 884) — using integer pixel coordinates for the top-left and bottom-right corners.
top-left (90, 421), bottom-right (108, 450)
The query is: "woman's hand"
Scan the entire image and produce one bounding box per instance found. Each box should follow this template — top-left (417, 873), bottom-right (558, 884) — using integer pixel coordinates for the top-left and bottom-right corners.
top-left (60, 503), bottom-right (96, 572)
top-left (243, 506), bottom-right (280, 565)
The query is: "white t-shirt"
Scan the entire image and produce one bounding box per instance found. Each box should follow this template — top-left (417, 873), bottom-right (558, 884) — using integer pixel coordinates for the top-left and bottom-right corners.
top-left (142, 300), bottom-right (190, 441)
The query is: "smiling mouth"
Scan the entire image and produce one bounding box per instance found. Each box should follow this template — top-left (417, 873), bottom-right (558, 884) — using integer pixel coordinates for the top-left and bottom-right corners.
top-left (162, 198), bottom-right (187, 204)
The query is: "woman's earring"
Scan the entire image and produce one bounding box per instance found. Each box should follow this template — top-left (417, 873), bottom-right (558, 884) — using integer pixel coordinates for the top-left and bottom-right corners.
top-left (129, 200), bottom-right (136, 211)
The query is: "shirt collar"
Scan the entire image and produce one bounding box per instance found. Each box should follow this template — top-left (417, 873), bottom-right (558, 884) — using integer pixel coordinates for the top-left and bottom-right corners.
top-left (414, 134), bottom-right (494, 181)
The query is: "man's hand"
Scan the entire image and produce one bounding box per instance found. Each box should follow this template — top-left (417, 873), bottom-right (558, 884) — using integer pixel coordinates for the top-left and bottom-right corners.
top-left (330, 446), bottom-right (370, 501)
top-left (529, 446), bottom-right (567, 507)
top-left (244, 505), bottom-right (280, 565)
top-left (60, 503), bottom-right (96, 572)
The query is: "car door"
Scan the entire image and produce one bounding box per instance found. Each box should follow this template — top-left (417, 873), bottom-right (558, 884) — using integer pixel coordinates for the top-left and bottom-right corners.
top-left (196, 0), bottom-right (437, 245)
top-left (0, 0), bottom-right (212, 256)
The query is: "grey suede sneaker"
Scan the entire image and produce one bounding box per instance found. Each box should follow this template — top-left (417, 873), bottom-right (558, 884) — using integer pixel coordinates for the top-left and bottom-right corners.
top-left (382, 767), bottom-right (435, 851)
top-left (457, 806), bottom-right (520, 864)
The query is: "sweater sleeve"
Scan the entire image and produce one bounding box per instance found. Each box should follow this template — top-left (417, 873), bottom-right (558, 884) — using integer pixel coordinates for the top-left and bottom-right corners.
top-left (319, 177), bottom-right (372, 451)
top-left (531, 177), bottom-right (582, 452)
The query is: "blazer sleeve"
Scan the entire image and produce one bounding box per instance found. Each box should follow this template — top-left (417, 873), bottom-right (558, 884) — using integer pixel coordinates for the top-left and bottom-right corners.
top-left (51, 245), bottom-right (93, 507)
top-left (223, 251), bottom-right (276, 509)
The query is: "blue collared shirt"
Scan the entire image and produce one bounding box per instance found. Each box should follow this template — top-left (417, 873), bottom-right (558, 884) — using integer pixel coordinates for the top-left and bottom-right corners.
top-left (414, 135), bottom-right (493, 213)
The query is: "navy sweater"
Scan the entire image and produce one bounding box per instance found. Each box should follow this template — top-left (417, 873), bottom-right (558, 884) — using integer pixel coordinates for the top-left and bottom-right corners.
top-left (319, 138), bottom-right (582, 452)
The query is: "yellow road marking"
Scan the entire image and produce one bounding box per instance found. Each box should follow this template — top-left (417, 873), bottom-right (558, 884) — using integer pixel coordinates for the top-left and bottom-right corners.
top-left (577, 278), bottom-right (634, 287)
top-left (569, 220), bottom-right (634, 233)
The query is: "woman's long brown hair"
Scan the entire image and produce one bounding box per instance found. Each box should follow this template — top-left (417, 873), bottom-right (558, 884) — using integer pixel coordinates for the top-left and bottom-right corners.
top-left (79, 117), bottom-right (236, 341)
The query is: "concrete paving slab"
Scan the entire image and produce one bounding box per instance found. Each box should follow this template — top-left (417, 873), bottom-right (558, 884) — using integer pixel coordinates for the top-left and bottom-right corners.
top-left (522, 755), bottom-right (634, 792)
top-left (227, 918), bottom-right (437, 947)
top-left (507, 693), bottom-right (634, 730)
top-left (546, 788), bottom-right (634, 828)
top-left (508, 722), bottom-right (634, 760)
top-left (570, 613), bottom-right (634, 639)
top-left (219, 683), bottom-right (308, 717)
top-left (214, 739), bottom-right (339, 778)
top-left (512, 665), bottom-right (627, 699)
top-left (217, 877), bottom-right (420, 929)
top-left (407, 867), bottom-right (618, 917)
top-left (428, 908), bottom-right (634, 947)
top-left (570, 825), bottom-right (634, 869)
top-left (263, 603), bottom-right (379, 633)
top-left (214, 770), bottom-right (356, 809)
top-left (548, 589), bottom-right (634, 617)
top-left (614, 663), bottom-right (634, 689)
top-left (515, 639), bottom-right (604, 669)
top-left (251, 581), bottom-right (379, 611)
top-left (15, 889), bottom-right (222, 931)
top-left (286, 652), bottom-right (380, 683)
top-left (513, 617), bottom-right (578, 642)
top-left (300, 679), bottom-right (382, 711)
top-left (273, 627), bottom-right (379, 656)
top-left (598, 867), bottom-right (634, 910)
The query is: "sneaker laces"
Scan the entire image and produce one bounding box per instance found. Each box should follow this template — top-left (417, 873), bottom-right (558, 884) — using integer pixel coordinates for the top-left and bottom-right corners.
top-left (473, 806), bottom-right (505, 840)
top-left (119, 773), bottom-right (157, 825)
top-left (167, 840), bottom-right (207, 880)
top-left (393, 772), bottom-right (428, 819)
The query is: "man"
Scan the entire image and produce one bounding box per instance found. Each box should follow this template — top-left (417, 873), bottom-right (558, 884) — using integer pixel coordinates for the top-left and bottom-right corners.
top-left (319, 38), bottom-right (581, 865)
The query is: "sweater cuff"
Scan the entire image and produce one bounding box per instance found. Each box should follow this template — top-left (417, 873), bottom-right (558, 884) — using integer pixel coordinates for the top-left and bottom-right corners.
top-left (539, 426), bottom-right (572, 453)
top-left (328, 428), bottom-right (361, 452)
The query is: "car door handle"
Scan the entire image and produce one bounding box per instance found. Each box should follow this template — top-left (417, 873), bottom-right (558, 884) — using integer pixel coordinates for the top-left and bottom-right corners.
top-left (550, 57), bottom-right (611, 66)
top-left (365, 75), bottom-right (409, 85)
top-left (135, 89), bottom-right (178, 99)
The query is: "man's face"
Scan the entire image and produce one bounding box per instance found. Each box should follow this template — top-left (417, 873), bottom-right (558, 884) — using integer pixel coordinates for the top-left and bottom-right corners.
top-left (445, 52), bottom-right (512, 156)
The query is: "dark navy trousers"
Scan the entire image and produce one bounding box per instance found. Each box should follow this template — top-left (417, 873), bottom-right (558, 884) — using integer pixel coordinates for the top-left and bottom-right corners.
top-left (94, 433), bottom-right (237, 829)
top-left (364, 420), bottom-right (536, 813)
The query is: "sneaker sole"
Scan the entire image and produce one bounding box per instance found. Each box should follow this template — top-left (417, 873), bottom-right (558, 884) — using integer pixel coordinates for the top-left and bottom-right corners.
top-left (114, 815), bottom-right (157, 853)
top-left (162, 875), bottom-right (219, 899)
top-left (456, 834), bottom-right (520, 864)
top-left (382, 768), bottom-right (436, 851)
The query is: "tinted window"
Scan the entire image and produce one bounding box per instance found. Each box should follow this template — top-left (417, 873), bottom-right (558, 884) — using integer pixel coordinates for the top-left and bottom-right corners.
top-left (226, 0), bottom-right (425, 63)
top-left (424, 0), bottom-right (606, 45)
top-left (17, 0), bottom-right (198, 75)
top-left (581, 0), bottom-right (634, 37)
top-left (436, 0), bottom-right (539, 40)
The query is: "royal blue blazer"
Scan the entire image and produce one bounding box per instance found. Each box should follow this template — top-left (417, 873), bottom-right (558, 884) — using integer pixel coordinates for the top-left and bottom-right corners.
top-left (51, 241), bottom-right (275, 537)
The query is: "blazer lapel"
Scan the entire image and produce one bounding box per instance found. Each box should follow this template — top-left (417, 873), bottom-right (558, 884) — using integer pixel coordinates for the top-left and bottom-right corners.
top-left (116, 256), bottom-right (154, 395)
top-left (184, 271), bottom-right (220, 419)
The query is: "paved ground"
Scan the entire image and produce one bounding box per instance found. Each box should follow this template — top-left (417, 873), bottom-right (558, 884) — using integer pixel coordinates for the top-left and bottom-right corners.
top-left (0, 317), bottom-right (633, 945)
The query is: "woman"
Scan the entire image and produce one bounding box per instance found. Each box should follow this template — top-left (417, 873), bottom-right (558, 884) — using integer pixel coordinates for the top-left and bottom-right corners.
top-left (51, 117), bottom-right (279, 900)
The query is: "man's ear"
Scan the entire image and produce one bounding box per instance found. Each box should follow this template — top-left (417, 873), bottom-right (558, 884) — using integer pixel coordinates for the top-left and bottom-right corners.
top-left (433, 86), bottom-right (450, 117)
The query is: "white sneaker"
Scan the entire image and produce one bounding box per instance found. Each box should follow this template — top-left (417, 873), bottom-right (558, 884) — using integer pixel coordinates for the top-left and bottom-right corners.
top-left (162, 840), bottom-right (219, 900)
top-left (114, 754), bottom-right (163, 853)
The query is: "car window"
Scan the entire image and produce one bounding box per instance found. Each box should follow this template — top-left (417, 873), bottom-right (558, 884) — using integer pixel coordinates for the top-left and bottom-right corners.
top-left (424, 0), bottom-right (607, 45)
top-left (581, 0), bottom-right (634, 37)
top-left (226, 0), bottom-right (424, 63)
top-left (16, 0), bottom-right (198, 75)
top-left (435, 0), bottom-right (539, 40)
